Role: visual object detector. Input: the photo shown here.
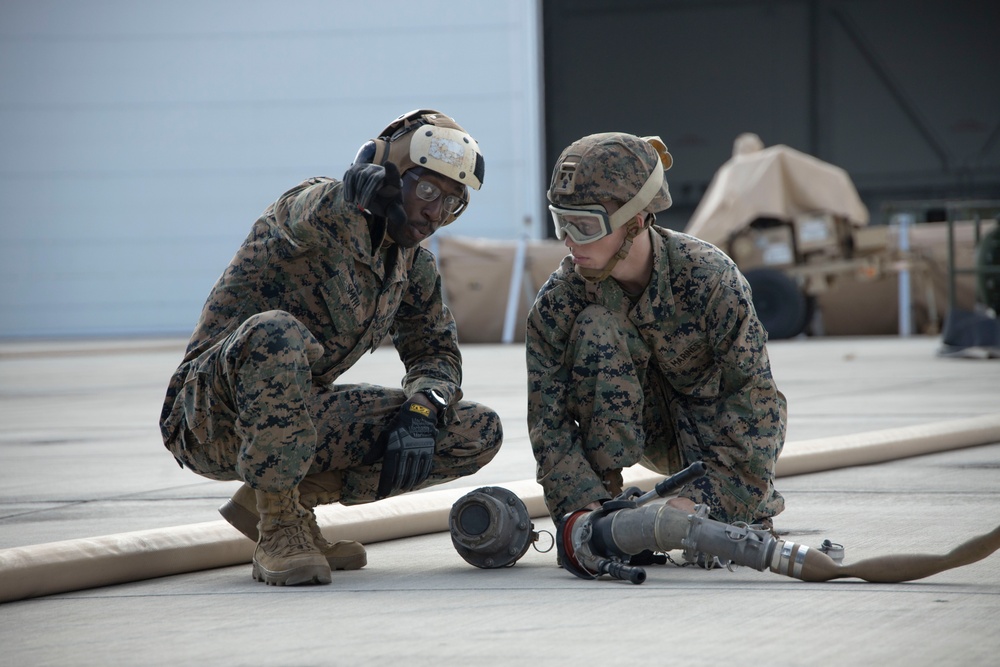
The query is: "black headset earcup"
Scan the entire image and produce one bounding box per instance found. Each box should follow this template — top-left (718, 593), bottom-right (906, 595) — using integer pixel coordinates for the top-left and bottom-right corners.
top-left (353, 139), bottom-right (391, 166)
top-left (371, 138), bottom-right (390, 166)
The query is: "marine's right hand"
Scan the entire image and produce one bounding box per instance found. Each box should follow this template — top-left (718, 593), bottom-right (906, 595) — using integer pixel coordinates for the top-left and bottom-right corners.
top-left (342, 161), bottom-right (405, 224)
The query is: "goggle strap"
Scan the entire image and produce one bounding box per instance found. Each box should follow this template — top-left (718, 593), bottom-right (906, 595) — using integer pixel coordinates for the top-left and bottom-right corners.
top-left (577, 223), bottom-right (642, 282)
top-left (609, 157), bottom-right (663, 229)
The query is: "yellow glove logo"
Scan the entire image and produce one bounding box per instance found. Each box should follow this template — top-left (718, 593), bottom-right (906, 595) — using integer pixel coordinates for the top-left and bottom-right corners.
top-left (409, 403), bottom-right (432, 418)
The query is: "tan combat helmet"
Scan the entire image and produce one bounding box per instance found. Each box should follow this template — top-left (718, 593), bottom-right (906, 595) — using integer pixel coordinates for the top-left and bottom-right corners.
top-left (548, 132), bottom-right (673, 281)
top-left (353, 109), bottom-right (485, 225)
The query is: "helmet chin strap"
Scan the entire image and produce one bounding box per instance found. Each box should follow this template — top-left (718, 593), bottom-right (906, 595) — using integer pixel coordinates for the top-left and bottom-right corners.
top-left (575, 216), bottom-right (650, 283)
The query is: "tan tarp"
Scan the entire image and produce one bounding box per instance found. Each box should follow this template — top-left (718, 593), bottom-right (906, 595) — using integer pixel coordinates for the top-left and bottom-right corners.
top-left (425, 220), bottom-right (995, 340)
top-left (432, 236), bottom-right (568, 343)
top-left (817, 220), bottom-right (996, 335)
top-left (685, 136), bottom-right (870, 247)
top-left (679, 134), bottom-right (996, 335)
top-left (424, 223), bottom-right (992, 341)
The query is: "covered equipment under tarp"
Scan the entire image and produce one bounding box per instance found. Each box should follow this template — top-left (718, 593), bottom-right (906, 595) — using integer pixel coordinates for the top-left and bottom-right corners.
top-left (685, 133), bottom-right (870, 247)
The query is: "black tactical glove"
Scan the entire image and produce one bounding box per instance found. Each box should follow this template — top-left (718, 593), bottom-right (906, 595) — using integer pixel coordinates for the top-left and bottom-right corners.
top-left (364, 399), bottom-right (439, 498)
top-left (342, 160), bottom-right (406, 225)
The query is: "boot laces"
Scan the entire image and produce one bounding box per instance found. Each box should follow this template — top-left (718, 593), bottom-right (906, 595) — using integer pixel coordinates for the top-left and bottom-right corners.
top-left (302, 508), bottom-right (333, 550)
top-left (264, 521), bottom-right (317, 556)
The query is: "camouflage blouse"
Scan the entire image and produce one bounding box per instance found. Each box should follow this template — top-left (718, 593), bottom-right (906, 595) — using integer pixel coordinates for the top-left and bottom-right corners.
top-left (526, 226), bottom-right (786, 521)
top-left (164, 176), bottom-right (463, 423)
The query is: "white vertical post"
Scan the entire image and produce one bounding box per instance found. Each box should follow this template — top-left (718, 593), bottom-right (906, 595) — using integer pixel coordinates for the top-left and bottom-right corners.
top-left (428, 235), bottom-right (446, 305)
top-left (502, 233), bottom-right (528, 344)
top-left (895, 212), bottom-right (914, 337)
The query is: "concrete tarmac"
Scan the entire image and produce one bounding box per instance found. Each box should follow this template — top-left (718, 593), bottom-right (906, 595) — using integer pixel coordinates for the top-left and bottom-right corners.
top-left (1, 335), bottom-right (999, 666)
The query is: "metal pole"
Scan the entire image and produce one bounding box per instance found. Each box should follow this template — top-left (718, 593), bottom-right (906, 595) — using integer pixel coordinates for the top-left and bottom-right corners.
top-left (428, 235), bottom-right (447, 305)
top-left (502, 234), bottom-right (528, 344)
top-left (895, 212), bottom-right (914, 336)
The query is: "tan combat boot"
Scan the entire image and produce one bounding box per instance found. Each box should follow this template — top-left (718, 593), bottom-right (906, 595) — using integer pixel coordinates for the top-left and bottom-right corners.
top-left (252, 488), bottom-right (331, 586)
top-left (221, 471), bottom-right (367, 571)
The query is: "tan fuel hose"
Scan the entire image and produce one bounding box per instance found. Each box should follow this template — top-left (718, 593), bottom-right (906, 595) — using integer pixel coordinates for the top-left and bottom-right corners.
top-left (2, 414), bottom-right (999, 603)
top-left (792, 524), bottom-right (1000, 583)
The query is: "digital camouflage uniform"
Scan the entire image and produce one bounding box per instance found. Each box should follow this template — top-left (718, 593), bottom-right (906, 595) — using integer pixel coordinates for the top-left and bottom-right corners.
top-left (160, 176), bottom-right (502, 503)
top-left (526, 226), bottom-right (785, 524)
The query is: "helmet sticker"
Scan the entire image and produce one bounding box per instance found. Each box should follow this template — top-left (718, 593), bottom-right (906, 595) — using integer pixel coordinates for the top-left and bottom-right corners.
top-left (428, 136), bottom-right (466, 168)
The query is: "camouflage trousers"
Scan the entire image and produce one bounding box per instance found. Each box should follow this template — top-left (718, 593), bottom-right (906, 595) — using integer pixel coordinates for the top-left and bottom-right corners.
top-left (163, 311), bottom-right (503, 503)
top-left (561, 305), bottom-right (784, 524)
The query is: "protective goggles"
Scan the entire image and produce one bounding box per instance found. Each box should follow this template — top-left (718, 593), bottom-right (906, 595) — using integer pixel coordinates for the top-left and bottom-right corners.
top-left (548, 204), bottom-right (616, 244)
top-left (548, 149), bottom-right (666, 245)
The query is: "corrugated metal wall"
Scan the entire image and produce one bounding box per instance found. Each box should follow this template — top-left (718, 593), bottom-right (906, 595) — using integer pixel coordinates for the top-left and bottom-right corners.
top-left (0, 1), bottom-right (544, 338)
top-left (542, 0), bottom-right (1000, 232)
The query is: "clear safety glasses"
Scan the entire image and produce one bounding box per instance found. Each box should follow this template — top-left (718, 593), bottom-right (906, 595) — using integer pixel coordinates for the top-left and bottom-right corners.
top-left (548, 204), bottom-right (615, 244)
top-left (404, 171), bottom-right (468, 216)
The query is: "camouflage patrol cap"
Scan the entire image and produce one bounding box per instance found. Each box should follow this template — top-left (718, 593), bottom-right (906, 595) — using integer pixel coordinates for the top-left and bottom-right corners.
top-left (548, 132), bottom-right (673, 214)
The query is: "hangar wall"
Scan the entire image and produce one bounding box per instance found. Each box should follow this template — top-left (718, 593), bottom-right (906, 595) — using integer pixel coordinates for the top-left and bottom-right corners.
top-left (541, 0), bottom-right (1000, 233)
top-left (0, 1), bottom-right (544, 338)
